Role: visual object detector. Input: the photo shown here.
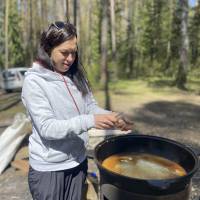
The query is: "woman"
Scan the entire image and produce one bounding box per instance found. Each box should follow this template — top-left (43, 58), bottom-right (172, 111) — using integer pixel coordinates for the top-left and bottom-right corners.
top-left (22, 21), bottom-right (133, 200)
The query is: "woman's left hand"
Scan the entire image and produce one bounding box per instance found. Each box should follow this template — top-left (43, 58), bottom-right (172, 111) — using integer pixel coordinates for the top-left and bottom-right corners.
top-left (114, 113), bottom-right (134, 131)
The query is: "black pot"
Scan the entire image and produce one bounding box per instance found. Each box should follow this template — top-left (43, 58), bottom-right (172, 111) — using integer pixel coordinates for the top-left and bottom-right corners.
top-left (94, 134), bottom-right (199, 196)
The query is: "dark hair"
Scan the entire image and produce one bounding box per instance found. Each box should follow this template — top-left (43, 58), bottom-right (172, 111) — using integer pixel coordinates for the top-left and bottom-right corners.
top-left (36, 21), bottom-right (91, 96)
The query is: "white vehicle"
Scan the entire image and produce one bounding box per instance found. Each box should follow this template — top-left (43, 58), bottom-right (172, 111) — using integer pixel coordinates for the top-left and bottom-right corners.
top-left (1, 67), bottom-right (29, 93)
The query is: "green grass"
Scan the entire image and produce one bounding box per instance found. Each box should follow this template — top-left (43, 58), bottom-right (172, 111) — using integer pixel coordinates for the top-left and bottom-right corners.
top-left (186, 77), bottom-right (200, 93)
top-left (108, 76), bottom-right (200, 95)
top-left (94, 77), bottom-right (200, 111)
top-left (146, 76), bottom-right (200, 94)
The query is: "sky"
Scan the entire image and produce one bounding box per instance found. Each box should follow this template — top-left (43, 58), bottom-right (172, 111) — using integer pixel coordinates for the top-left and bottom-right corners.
top-left (189, 0), bottom-right (197, 7)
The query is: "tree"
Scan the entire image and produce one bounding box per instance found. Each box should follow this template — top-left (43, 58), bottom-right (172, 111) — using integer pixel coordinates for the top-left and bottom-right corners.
top-left (73, 0), bottom-right (80, 53)
top-left (189, 0), bottom-right (200, 66)
top-left (0, 0), bottom-right (198, 84)
top-left (126, 0), bottom-right (135, 78)
top-left (171, 1), bottom-right (182, 61)
top-left (5, 0), bottom-right (9, 69)
top-left (0, 1), bottom-right (5, 69)
top-left (109, 0), bottom-right (118, 80)
top-left (142, 0), bottom-right (164, 71)
top-left (28, 0), bottom-right (33, 64)
top-left (55, 0), bottom-right (65, 21)
top-left (100, 0), bottom-right (111, 109)
top-left (83, 0), bottom-right (101, 85)
top-left (66, 0), bottom-right (69, 20)
top-left (73, 0), bottom-right (77, 26)
top-left (163, 0), bottom-right (176, 73)
top-left (110, 0), bottom-right (116, 58)
top-left (41, 0), bottom-right (48, 29)
top-left (176, 0), bottom-right (189, 89)
top-left (4, 0), bottom-right (25, 68)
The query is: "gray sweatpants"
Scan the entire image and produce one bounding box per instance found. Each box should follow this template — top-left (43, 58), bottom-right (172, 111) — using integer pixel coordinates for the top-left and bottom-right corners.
top-left (28, 159), bottom-right (88, 200)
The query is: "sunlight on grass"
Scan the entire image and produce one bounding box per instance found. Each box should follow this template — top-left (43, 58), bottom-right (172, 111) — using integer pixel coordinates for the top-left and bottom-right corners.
top-left (94, 78), bottom-right (200, 113)
top-left (187, 77), bottom-right (200, 93)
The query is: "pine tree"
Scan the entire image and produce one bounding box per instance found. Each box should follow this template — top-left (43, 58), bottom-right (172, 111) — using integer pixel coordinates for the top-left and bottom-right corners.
top-left (189, 0), bottom-right (200, 66)
top-left (8, 0), bottom-right (25, 67)
top-left (175, 0), bottom-right (189, 89)
top-left (141, 0), bottom-right (164, 73)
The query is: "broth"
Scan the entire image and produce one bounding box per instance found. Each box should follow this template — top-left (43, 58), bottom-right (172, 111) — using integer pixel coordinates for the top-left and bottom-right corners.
top-left (102, 153), bottom-right (187, 180)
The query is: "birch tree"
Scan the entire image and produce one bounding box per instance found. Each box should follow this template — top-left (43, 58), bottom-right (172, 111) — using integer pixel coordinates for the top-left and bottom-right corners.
top-left (110, 0), bottom-right (116, 57)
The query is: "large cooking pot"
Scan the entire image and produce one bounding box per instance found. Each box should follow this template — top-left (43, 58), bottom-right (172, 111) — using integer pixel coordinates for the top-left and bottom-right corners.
top-left (94, 134), bottom-right (199, 196)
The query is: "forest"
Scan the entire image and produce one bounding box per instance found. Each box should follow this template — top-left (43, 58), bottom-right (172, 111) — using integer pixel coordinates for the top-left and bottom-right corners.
top-left (0, 0), bottom-right (200, 92)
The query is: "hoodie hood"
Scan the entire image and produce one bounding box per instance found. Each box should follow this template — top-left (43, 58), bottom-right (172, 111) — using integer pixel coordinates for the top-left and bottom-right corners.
top-left (26, 62), bottom-right (73, 84)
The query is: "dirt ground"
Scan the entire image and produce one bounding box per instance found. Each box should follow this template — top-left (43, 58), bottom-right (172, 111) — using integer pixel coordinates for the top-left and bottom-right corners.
top-left (0, 90), bottom-right (200, 200)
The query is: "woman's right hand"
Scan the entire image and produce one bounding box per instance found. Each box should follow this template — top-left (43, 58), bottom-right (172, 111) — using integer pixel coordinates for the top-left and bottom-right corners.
top-left (94, 113), bottom-right (118, 129)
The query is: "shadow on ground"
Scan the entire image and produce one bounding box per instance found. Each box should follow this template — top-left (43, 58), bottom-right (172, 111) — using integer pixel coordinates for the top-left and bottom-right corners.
top-left (130, 101), bottom-right (200, 131)
top-left (127, 100), bottom-right (200, 200)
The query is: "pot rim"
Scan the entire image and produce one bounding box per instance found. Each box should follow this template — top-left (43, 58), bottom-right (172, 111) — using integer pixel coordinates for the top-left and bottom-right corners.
top-left (94, 134), bottom-right (199, 182)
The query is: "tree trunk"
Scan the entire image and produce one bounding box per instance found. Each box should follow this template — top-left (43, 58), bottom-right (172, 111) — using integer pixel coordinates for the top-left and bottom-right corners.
top-left (87, 0), bottom-right (92, 66)
top-left (29, 0), bottom-right (33, 64)
top-left (109, 0), bottom-right (118, 80)
top-left (55, 1), bottom-right (65, 21)
top-left (110, 0), bottom-right (116, 57)
top-left (73, 0), bottom-right (80, 41)
top-left (5, 0), bottom-right (9, 69)
top-left (176, 0), bottom-right (189, 89)
top-left (41, 0), bottom-right (48, 28)
top-left (164, 0), bottom-right (174, 72)
top-left (66, 0), bottom-right (69, 20)
top-left (73, 0), bottom-right (77, 26)
top-left (164, 41), bottom-right (172, 71)
top-left (32, 0), bottom-right (40, 59)
top-left (100, 0), bottom-right (111, 109)
top-left (126, 0), bottom-right (134, 78)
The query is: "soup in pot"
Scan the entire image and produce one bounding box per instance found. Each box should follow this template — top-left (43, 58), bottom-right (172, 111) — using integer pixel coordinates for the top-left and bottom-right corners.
top-left (102, 153), bottom-right (187, 180)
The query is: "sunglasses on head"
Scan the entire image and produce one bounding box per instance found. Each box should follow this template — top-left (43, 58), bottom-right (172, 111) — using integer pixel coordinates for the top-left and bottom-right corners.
top-left (48, 21), bottom-right (77, 37)
top-left (51, 21), bottom-right (66, 30)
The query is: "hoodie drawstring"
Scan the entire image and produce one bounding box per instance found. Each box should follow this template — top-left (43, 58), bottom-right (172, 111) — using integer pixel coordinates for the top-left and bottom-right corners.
top-left (60, 74), bottom-right (81, 115)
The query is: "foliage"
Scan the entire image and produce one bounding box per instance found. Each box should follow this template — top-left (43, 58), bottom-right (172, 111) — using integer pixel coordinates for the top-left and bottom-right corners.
top-left (3, 0), bottom-right (25, 68)
top-left (8, 1), bottom-right (25, 67)
top-left (189, 1), bottom-right (200, 66)
top-left (0, 0), bottom-right (199, 90)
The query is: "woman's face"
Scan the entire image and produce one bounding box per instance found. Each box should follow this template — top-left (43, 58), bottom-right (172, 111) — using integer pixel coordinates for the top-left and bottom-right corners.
top-left (50, 37), bottom-right (77, 74)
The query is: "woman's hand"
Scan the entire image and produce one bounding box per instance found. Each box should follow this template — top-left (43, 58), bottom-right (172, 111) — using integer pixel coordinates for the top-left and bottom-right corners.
top-left (115, 113), bottom-right (134, 131)
top-left (94, 112), bottom-right (134, 131)
top-left (94, 113), bottom-right (118, 129)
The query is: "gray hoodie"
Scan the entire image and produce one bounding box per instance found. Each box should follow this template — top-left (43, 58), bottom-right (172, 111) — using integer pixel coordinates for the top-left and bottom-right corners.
top-left (22, 62), bottom-right (109, 171)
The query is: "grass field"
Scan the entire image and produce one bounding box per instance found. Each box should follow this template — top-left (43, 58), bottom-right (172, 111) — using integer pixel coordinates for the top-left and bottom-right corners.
top-left (95, 77), bottom-right (200, 112)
